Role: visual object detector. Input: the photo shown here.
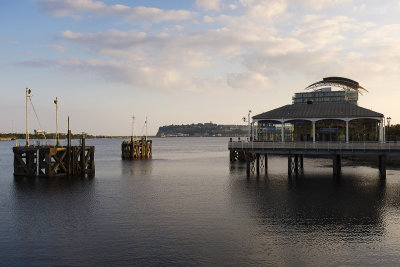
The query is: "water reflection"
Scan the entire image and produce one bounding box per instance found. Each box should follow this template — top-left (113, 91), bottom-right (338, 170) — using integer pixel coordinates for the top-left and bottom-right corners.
top-left (120, 160), bottom-right (153, 176)
top-left (229, 171), bottom-right (392, 238)
top-left (13, 175), bottom-right (94, 193)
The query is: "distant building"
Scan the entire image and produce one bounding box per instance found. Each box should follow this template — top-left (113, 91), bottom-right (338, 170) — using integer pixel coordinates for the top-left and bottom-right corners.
top-left (34, 129), bottom-right (49, 135)
top-left (253, 77), bottom-right (385, 142)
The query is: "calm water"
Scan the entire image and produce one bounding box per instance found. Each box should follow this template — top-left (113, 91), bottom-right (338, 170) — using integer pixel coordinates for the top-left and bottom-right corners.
top-left (1, 137), bottom-right (400, 265)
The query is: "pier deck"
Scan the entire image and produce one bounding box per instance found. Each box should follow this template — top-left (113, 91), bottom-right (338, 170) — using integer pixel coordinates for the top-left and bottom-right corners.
top-left (229, 141), bottom-right (400, 178)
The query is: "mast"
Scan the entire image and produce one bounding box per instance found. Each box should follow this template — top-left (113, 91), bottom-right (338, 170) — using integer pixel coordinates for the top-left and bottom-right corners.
top-left (132, 113), bottom-right (135, 139)
top-left (25, 88), bottom-right (31, 146)
top-left (54, 97), bottom-right (59, 146)
top-left (247, 110), bottom-right (252, 141)
top-left (145, 117), bottom-right (148, 140)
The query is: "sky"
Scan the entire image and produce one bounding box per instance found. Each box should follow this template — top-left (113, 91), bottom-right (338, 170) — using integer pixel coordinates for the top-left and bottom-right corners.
top-left (1, 0), bottom-right (400, 136)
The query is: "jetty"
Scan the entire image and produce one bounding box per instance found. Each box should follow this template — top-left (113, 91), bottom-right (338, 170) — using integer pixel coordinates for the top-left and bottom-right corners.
top-left (13, 133), bottom-right (95, 177)
top-left (12, 88), bottom-right (95, 177)
top-left (229, 140), bottom-right (399, 178)
top-left (121, 137), bottom-right (152, 160)
top-left (121, 115), bottom-right (152, 160)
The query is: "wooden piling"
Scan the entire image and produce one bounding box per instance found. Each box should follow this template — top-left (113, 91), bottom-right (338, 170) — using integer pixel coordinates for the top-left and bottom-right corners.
top-left (379, 155), bottom-right (386, 179)
top-left (13, 133), bottom-right (94, 178)
top-left (121, 137), bottom-right (152, 160)
top-left (288, 156), bottom-right (292, 176)
top-left (333, 154), bottom-right (341, 177)
top-left (256, 153), bottom-right (260, 176)
top-left (246, 154), bottom-right (251, 177)
top-left (294, 155), bottom-right (299, 175)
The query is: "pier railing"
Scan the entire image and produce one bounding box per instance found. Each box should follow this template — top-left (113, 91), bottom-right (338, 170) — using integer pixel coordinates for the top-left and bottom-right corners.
top-left (228, 141), bottom-right (400, 152)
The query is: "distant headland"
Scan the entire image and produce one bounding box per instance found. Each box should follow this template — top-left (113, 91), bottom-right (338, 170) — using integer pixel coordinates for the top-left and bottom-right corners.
top-left (156, 123), bottom-right (248, 137)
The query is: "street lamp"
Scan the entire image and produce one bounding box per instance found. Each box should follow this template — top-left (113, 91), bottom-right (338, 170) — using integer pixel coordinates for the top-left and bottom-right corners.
top-left (387, 117), bottom-right (391, 141)
top-left (242, 110), bottom-right (252, 141)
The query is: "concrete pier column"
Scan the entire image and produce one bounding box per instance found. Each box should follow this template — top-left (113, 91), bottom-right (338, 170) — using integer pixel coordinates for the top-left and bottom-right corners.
top-left (256, 153), bottom-right (260, 176)
top-left (246, 153), bottom-right (251, 177)
top-left (333, 154), bottom-right (341, 176)
top-left (312, 121), bottom-right (316, 143)
top-left (346, 120), bottom-right (349, 143)
top-left (379, 155), bottom-right (386, 179)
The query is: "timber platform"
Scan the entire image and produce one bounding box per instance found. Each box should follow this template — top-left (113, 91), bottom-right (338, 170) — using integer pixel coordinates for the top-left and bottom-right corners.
top-left (229, 140), bottom-right (400, 178)
top-left (121, 137), bottom-right (152, 160)
top-left (13, 133), bottom-right (94, 177)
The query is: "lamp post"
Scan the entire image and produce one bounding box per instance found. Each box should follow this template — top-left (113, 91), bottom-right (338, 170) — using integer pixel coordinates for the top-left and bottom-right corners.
top-left (248, 110), bottom-right (252, 141)
top-left (387, 117), bottom-right (391, 142)
top-left (242, 110), bottom-right (252, 141)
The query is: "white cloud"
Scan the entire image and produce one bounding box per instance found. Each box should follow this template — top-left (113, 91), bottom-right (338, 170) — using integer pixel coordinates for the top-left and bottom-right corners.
top-left (36, 0), bottom-right (196, 22)
top-left (245, 0), bottom-right (287, 18)
top-left (288, 0), bottom-right (353, 10)
top-left (195, 0), bottom-right (223, 11)
top-left (25, 1), bottom-right (400, 94)
top-left (227, 72), bottom-right (269, 90)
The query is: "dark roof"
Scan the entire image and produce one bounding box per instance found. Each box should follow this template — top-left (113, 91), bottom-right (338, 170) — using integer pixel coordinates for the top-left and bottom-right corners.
top-left (253, 103), bottom-right (383, 121)
top-left (305, 76), bottom-right (367, 93)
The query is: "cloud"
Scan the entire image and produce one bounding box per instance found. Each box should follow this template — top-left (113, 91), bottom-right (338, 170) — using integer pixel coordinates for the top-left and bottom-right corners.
top-left (48, 45), bottom-right (68, 52)
top-left (227, 72), bottom-right (269, 90)
top-left (245, 0), bottom-right (287, 18)
top-left (288, 0), bottom-right (353, 10)
top-left (36, 0), bottom-right (196, 22)
top-left (195, 0), bottom-right (223, 11)
top-left (24, 1), bottom-right (400, 94)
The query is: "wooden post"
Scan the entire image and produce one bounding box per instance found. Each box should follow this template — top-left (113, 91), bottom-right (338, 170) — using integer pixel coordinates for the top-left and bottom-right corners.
top-left (288, 156), bottom-right (292, 176)
top-left (67, 130), bottom-right (71, 175)
top-left (379, 155), bottom-right (386, 179)
top-left (300, 154), bottom-right (304, 170)
top-left (265, 154), bottom-right (268, 175)
top-left (256, 153), bottom-right (260, 176)
top-left (246, 153), bottom-right (251, 177)
top-left (294, 154), bottom-right (299, 175)
top-left (81, 134), bottom-right (86, 175)
top-left (333, 154), bottom-right (341, 176)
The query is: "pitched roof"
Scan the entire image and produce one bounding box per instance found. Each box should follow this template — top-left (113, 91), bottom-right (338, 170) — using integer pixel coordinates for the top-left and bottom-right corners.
top-left (253, 103), bottom-right (383, 120)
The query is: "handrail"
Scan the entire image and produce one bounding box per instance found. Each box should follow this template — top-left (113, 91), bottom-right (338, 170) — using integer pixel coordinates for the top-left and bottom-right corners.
top-left (229, 141), bottom-right (400, 151)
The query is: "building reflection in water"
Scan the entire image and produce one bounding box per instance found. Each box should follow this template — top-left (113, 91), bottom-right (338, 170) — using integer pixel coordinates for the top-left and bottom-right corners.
top-left (228, 161), bottom-right (396, 240)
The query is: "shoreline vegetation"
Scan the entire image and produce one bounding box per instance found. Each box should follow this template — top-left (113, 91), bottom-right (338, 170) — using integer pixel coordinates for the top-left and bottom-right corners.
top-left (2, 123), bottom-right (400, 140)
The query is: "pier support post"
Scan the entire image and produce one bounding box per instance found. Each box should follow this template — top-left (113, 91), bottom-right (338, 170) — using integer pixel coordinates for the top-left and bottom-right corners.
top-left (333, 154), bottom-right (341, 177)
top-left (300, 154), bottom-right (304, 170)
top-left (294, 155), bottom-right (299, 175)
top-left (246, 153), bottom-right (251, 177)
top-left (265, 154), bottom-right (268, 175)
top-left (67, 130), bottom-right (71, 175)
top-left (379, 155), bottom-right (386, 179)
top-left (288, 156), bottom-right (292, 176)
top-left (256, 153), bottom-right (260, 176)
top-left (81, 134), bottom-right (86, 176)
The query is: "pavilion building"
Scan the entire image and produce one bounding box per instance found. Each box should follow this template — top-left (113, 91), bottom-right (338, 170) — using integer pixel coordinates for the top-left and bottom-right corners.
top-left (253, 77), bottom-right (385, 143)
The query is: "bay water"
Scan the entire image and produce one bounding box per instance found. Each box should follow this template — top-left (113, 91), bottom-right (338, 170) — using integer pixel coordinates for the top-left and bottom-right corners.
top-left (1, 137), bottom-right (400, 265)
